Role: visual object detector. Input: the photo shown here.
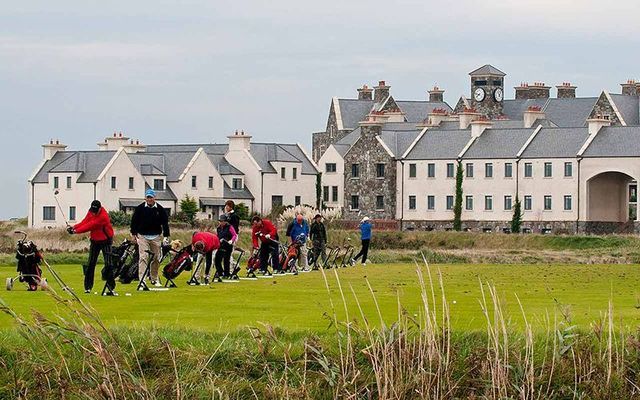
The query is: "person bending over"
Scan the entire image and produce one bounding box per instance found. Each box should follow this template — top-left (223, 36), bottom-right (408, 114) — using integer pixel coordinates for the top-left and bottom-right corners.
top-left (191, 230), bottom-right (220, 284)
top-left (251, 216), bottom-right (279, 275)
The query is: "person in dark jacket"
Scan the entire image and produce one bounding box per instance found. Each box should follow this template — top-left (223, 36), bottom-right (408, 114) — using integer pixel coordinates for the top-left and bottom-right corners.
top-left (213, 214), bottom-right (238, 282)
top-left (251, 216), bottom-right (279, 274)
top-left (309, 213), bottom-right (327, 268)
top-left (351, 216), bottom-right (372, 266)
top-left (130, 189), bottom-right (170, 286)
top-left (67, 200), bottom-right (114, 293)
top-left (224, 200), bottom-right (240, 236)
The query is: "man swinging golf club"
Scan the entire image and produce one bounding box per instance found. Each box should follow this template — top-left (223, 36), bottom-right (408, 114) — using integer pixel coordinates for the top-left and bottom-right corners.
top-left (130, 189), bottom-right (170, 287)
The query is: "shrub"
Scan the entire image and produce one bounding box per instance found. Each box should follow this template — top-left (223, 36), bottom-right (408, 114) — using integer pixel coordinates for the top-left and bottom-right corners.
top-left (235, 203), bottom-right (250, 221)
top-left (108, 210), bottom-right (131, 227)
top-left (179, 195), bottom-right (199, 225)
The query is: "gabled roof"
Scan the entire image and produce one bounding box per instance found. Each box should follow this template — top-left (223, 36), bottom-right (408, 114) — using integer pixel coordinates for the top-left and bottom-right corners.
top-left (463, 128), bottom-right (536, 159)
top-left (223, 181), bottom-right (254, 199)
top-left (249, 143), bottom-right (317, 174)
top-left (581, 126), bottom-right (640, 157)
top-left (404, 130), bottom-right (472, 160)
top-left (608, 94), bottom-right (639, 125)
top-left (520, 127), bottom-right (588, 158)
top-left (379, 130), bottom-right (422, 158)
top-left (502, 98), bottom-right (548, 120)
top-left (145, 143), bottom-right (227, 154)
top-left (208, 154), bottom-right (243, 175)
top-left (543, 97), bottom-right (598, 127)
top-left (469, 64), bottom-right (506, 77)
top-left (334, 143), bottom-right (350, 157)
top-left (335, 99), bottom-right (374, 130)
top-left (32, 151), bottom-right (117, 184)
top-left (336, 127), bottom-right (361, 146)
top-left (144, 183), bottom-right (177, 201)
top-left (128, 153), bottom-right (166, 176)
top-left (396, 101), bottom-right (453, 123)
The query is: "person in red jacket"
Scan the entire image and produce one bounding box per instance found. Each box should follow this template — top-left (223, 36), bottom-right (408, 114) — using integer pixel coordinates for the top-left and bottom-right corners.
top-left (67, 200), bottom-right (115, 293)
top-left (190, 230), bottom-right (220, 284)
top-left (251, 216), bottom-right (280, 275)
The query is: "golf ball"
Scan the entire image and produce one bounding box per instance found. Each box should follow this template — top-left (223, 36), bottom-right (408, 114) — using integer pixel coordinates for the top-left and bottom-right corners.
top-left (94, 292), bottom-right (97, 295)
top-left (452, 300), bottom-right (457, 304)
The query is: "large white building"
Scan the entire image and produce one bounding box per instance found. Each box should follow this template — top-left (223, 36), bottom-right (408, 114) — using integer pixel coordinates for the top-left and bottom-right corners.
top-left (29, 132), bottom-right (318, 228)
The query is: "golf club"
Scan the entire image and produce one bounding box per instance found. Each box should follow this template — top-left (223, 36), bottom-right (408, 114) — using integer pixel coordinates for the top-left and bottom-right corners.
top-left (53, 189), bottom-right (70, 226)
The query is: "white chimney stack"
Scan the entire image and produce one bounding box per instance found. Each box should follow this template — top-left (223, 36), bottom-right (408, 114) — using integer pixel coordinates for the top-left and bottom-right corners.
top-left (523, 106), bottom-right (545, 128)
top-left (586, 116), bottom-right (611, 136)
top-left (470, 119), bottom-right (492, 138)
top-left (458, 108), bottom-right (481, 129)
top-left (228, 130), bottom-right (252, 151)
top-left (100, 131), bottom-right (130, 150)
top-left (42, 139), bottom-right (67, 160)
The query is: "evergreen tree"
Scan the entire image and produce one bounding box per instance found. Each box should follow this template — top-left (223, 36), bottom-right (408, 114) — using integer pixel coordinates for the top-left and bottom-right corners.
top-left (316, 173), bottom-right (323, 210)
top-left (511, 196), bottom-right (523, 233)
top-left (180, 195), bottom-right (199, 225)
top-left (453, 161), bottom-right (463, 231)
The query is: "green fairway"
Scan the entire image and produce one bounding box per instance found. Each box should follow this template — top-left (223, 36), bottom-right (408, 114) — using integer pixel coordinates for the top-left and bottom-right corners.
top-left (1, 262), bottom-right (640, 332)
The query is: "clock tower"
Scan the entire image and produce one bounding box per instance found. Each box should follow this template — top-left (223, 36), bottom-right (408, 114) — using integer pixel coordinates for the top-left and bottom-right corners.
top-left (469, 64), bottom-right (505, 118)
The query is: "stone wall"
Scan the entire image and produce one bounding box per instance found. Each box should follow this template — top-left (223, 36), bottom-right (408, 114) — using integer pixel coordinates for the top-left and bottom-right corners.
top-left (557, 87), bottom-right (576, 98)
top-left (588, 92), bottom-right (623, 125)
top-left (527, 86), bottom-right (550, 99)
top-left (343, 124), bottom-right (397, 220)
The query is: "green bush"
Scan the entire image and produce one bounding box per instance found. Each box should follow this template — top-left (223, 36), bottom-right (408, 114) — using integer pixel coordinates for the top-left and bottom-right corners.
top-left (235, 203), bottom-right (250, 221)
top-left (108, 210), bottom-right (131, 227)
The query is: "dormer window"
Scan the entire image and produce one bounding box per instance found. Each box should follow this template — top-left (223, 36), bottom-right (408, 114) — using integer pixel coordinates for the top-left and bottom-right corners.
top-left (232, 178), bottom-right (243, 190)
top-left (153, 179), bottom-right (164, 191)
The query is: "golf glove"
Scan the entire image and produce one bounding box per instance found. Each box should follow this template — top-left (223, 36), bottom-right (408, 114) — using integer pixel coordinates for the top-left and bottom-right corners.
top-left (66, 226), bottom-right (75, 234)
top-left (163, 237), bottom-right (170, 246)
top-left (265, 234), bottom-right (271, 240)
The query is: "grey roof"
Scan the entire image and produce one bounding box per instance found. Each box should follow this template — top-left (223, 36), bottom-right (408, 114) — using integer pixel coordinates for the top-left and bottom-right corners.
top-left (336, 99), bottom-right (374, 130)
top-left (379, 130), bottom-right (421, 157)
top-left (119, 198), bottom-right (144, 208)
top-left (336, 127), bottom-right (360, 145)
top-left (145, 143), bottom-right (227, 154)
top-left (223, 181), bottom-right (254, 199)
top-left (609, 94), bottom-right (639, 125)
top-left (543, 97), bottom-right (598, 127)
top-left (520, 127), bottom-right (588, 158)
top-left (334, 143), bottom-right (350, 157)
top-left (199, 197), bottom-right (227, 207)
top-left (144, 183), bottom-right (177, 201)
top-left (208, 154), bottom-right (243, 175)
top-left (581, 126), bottom-right (640, 157)
top-left (396, 101), bottom-right (453, 123)
top-left (404, 130), bottom-right (472, 160)
top-left (469, 64), bottom-right (506, 77)
top-left (32, 151), bottom-right (116, 184)
top-left (248, 143), bottom-right (317, 174)
top-left (463, 128), bottom-right (536, 159)
top-left (336, 98), bottom-right (452, 130)
top-left (502, 99), bottom-right (548, 120)
top-left (128, 153), bottom-right (167, 176)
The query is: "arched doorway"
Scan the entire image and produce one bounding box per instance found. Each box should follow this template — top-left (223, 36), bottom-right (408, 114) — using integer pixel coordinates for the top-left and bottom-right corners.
top-left (586, 171), bottom-right (636, 223)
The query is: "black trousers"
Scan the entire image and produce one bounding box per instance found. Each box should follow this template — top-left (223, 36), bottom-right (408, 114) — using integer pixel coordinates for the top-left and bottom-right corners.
top-left (215, 245), bottom-right (232, 276)
top-left (312, 240), bottom-right (327, 266)
top-left (353, 239), bottom-right (370, 264)
top-left (85, 239), bottom-right (112, 291)
top-left (202, 251), bottom-right (213, 276)
top-left (259, 241), bottom-right (280, 272)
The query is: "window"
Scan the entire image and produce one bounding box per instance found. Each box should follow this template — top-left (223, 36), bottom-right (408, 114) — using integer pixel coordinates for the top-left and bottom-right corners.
top-left (465, 195), bottom-right (473, 210)
top-left (111, 176), bottom-right (117, 189)
top-left (485, 195), bottom-right (493, 211)
top-left (129, 177), bottom-right (134, 190)
top-left (524, 195), bottom-right (532, 211)
top-left (208, 176), bottom-right (213, 189)
top-left (66, 176), bottom-right (72, 189)
top-left (191, 176), bottom-right (197, 189)
top-left (504, 163), bottom-right (513, 178)
top-left (232, 178), bottom-right (243, 190)
top-left (376, 195), bottom-right (384, 210)
top-left (408, 195), bottom-right (416, 210)
top-left (427, 195), bottom-right (435, 210)
top-left (323, 186), bottom-right (329, 202)
top-left (409, 163), bottom-right (417, 178)
top-left (272, 195), bottom-right (283, 207)
top-left (564, 162), bottom-right (572, 177)
top-left (43, 206), bottom-right (55, 221)
top-left (427, 163), bottom-right (435, 178)
top-left (280, 167), bottom-right (286, 179)
top-left (331, 186), bottom-right (338, 202)
top-left (504, 195), bottom-right (512, 211)
top-left (376, 163), bottom-right (385, 178)
top-left (351, 195), bottom-right (359, 210)
top-left (447, 163), bottom-right (455, 178)
top-left (564, 195), bottom-right (572, 210)
top-left (69, 206), bottom-right (76, 221)
top-left (325, 163), bottom-right (337, 173)
top-left (524, 163), bottom-right (532, 178)
top-left (544, 162), bottom-right (552, 178)
top-left (295, 196), bottom-right (301, 206)
top-left (465, 163), bottom-right (474, 178)
top-left (351, 164), bottom-right (360, 178)
top-left (446, 195), bottom-right (454, 210)
top-left (544, 195), bottom-right (552, 210)
top-left (52, 176), bottom-right (59, 189)
top-left (153, 179), bottom-right (164, 191)
top-left (293, 168), bottom-right (298, 180)
top-left (485, 163), bottom-right (493, 178)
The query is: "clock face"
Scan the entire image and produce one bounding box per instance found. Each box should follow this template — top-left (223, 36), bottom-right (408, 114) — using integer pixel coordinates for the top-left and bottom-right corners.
top-left (474, 87), bottom-right (485, 102)
top-left (494, 88), bottom-right (504, 102)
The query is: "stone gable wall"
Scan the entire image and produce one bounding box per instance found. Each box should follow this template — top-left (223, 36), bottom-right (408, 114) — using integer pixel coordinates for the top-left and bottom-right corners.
top-left (588, 93), bottom-right (623, 126)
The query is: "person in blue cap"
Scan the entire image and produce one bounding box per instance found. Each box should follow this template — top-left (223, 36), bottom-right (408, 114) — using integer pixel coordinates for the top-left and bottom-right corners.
top-left (130, 189), bottom-right (170, 286)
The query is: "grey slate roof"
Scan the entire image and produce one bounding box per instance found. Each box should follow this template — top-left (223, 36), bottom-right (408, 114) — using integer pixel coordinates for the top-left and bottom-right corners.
top-left (396, 101), bottom-right (453, 123)
top-left (32, 151), bottom-right (116, 184)
top-left (128, 153), bottom-right (166, 176)
top-left (463, 128), bottom-right (536, 159)
top-left (223, 181), bottom-right (254, 199)
top-left (502, 99), bottom-right (548, 120)
top-left (144, 183), bottom-right (177, 201)
top-left (336, 127), bottom-right (360, 145)
top-left (208, 154), bottom-right (243, 175)
top-left (336, 99), bottom-right (374, 130)
top-left (581, 126), bottom-right (640, 157)
top-left (145, 143), bottom-right (227, 154)
top-left (334, 143), bottom-right (350, 157)
top-left (609, 94), bottom-right (639, 125)
top-left (379, 130), bottom-right (421, 157)
top-left (469, 64), bottom-right (506, 76)
top-left (404, 130), bottom-right (472, 160)
top-left (543, 97), bottom-right (598, 127)
top-left (520, 127), bottom-right (588, 158)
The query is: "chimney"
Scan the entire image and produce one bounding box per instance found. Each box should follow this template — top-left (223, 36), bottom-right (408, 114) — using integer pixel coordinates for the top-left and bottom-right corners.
top-left (42, 139), bottom-right (67, 160)
top-left (357, 85), bottom-right (373, 100)
top-left (419, 108), bottom-right (450, 127)
top-left (100, 131), bottom-right (130, 150)
top-left (227, 129), bottom-right (252, 151)
top-left (514, 83), bottom-right (530, 99)
top-left (373, 80), bottom-right (390, 103)
top-left (621, 80), bottom-right (638, 96)
top-left (556, 82), bottom-right (577, 98)
top-left (358, 117), bottom-right (384, 137)
top-left (523, 106), bottom-right (545, 128)
top-left (123, 139), bottom-right (146, 153)
top-left (470, 118), bottom-right (492, 138)
top-left (528, 82), bottom-right (551, 99)
top-left (458, 107), bottom-right (481, 129)
top-left (586, 115), bottom-right (611, 136)
top-left (428, 86), bottom-right (444, 103)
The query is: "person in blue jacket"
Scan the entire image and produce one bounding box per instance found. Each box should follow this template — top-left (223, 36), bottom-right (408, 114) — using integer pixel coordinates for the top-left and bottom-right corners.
top-left (351, 216), bottom-right (372, 265)
top-left (287, 213), bottom-right (310, 271)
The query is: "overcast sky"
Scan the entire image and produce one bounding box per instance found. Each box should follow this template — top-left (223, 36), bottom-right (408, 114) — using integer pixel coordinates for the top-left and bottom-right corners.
top-left (2, 0), bottom-right (640, 219)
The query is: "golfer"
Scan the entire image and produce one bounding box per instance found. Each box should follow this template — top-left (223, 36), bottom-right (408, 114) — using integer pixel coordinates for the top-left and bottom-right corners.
top-left (214, 214), bottom-right (238, 281)
top-left (224, 200), bottom-right (240, 236)
top-left (288, 213), bottom-right (309, 271)
top-left (130, 189), bottom-right (170, 286)
top-left (309, 213), bottom-right (327, 268)
top-left (67, 200), bottom-right (114, 293)
top-left (251, 216), bottom-right (280, 274)
top-left (351, 216), bottom-right (372, 266)
top-left (191, 230), bottom-right (220, 284)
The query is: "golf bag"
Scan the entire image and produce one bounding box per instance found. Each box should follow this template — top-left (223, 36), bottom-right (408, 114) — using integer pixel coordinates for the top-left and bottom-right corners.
top-left (246, 248), bottom-right (261, 277)
top-left (118, 243), bottom-right (140, 284)
top-left (163, 247), bottom-right (193, 281)
top-left (101, 239), bottom-right (135, 294)
top-left (15, 237), bottom-right (43, 291)
top-left (282, 235), bottom-right (305, 274)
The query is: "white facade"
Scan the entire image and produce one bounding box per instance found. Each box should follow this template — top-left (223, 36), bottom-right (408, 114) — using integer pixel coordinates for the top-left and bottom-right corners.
top-left (318, 145), bottom-right (344, 209)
